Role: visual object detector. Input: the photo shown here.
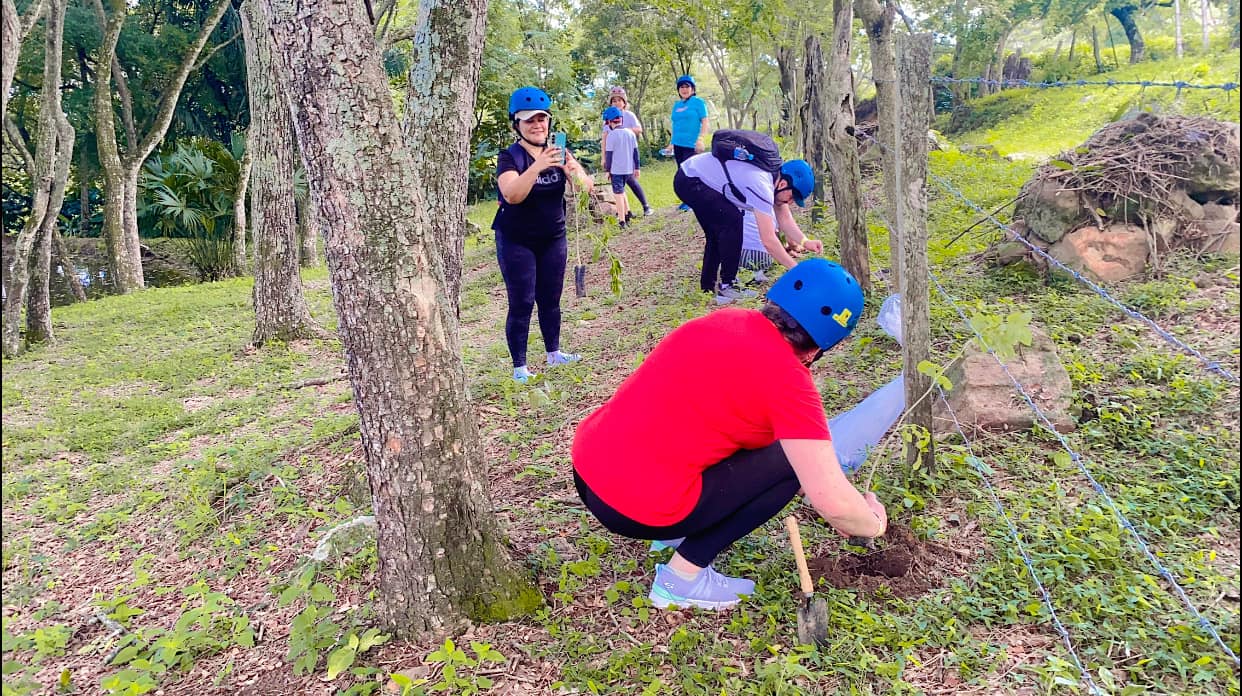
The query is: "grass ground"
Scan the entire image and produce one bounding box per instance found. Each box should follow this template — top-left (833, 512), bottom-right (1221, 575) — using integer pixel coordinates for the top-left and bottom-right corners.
top-left (3, 110), bottom-right (1240, 696)
top-left (937, 49), bottom-right (1241, 159)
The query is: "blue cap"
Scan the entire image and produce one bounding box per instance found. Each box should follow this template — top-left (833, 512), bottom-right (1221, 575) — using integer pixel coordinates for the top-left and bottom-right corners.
top-left (766, 258), bottom-right (863, 351)
top-left (676, 74), bottom-right (696, 89)
top-left (602, 106), bottom-right (623, 121)
top-left (780, 160), bottom-right (815, 207)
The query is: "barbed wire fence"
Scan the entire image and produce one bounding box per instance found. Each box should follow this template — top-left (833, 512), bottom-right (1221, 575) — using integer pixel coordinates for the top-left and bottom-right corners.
top-left (851, 42), bottom-right (1240, 691)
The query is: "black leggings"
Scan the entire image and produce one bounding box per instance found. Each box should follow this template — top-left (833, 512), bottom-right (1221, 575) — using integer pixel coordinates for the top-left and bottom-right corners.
top-left (496, 231), bottom-right (567, 368)
top-left (611, 174), bottom-right (650, 210)
top-left (574, 443), bottom-right (800, 568)
top-left (672, 146), bottom-right (696, 204)
top-left (674, 169), bottom-right (744, 292)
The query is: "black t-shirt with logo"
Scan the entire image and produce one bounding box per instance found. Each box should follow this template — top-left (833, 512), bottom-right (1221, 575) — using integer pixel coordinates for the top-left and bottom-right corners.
top-left (491, 142), bottom-right (567, 241)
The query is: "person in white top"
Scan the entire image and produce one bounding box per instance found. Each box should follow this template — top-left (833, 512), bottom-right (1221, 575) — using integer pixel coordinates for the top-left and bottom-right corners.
top-left (673, 142), bottom-right (821, 304)
top-left (739, 211), bottom-right (773, 283)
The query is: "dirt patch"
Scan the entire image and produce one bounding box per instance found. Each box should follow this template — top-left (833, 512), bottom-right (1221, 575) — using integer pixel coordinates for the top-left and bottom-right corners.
top-left (809, 525), bottom-right (965, 598)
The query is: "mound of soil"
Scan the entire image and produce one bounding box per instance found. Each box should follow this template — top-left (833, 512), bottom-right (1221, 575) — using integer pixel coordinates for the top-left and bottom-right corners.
top-left (807, 525), bottom-right (967, 599)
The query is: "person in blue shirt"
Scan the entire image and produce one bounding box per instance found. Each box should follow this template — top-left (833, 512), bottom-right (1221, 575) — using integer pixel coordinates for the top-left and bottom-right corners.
top-left (492, 87), bottom-right (594, 383)
top-left (668, 75), bottom-right (709, 212)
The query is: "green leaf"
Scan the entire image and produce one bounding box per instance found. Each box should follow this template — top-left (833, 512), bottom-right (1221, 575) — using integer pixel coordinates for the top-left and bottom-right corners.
top-left (1048, 159), bottom-right (1074, 170)
top-left (308, 583), bottom-right (335, 603)
top-left (325, 645), bottom-right (356, 680)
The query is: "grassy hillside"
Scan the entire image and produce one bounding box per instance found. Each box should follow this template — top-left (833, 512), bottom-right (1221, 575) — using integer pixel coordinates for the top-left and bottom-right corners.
top-left (3, 120), bottom-right (1239, 694)
top-left (939, 50), bottom-right (1241, 159)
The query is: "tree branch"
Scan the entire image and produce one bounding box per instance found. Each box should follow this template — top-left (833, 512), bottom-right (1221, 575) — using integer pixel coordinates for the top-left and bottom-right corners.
top-left (2, 114), bottom-right (35, 176)
top-left (892, 0), bottom-right (916, 32)
top-left (18, 0), bottom-right (47, 35)
top-left (193, 29), bottom-right (242, 72)
top-left (131, 0), bottom-right (232, 167)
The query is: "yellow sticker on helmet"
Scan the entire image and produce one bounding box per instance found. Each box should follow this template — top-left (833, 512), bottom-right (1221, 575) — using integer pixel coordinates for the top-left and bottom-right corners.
top-left (832, 308), bottom-right (852, 327)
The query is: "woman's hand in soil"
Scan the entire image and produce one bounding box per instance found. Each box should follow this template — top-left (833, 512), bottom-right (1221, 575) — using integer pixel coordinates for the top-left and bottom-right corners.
top-left (863, 492), bottom-right (888, 537)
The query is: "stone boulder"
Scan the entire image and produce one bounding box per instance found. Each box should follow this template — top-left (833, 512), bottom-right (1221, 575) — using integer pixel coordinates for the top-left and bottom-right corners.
top-left (1048, 223), bottom-right (1150, 282)
top-left (933, 327), bottom-right (1075, 435)
top-left (1015, 179), bottom-right (1083, 243)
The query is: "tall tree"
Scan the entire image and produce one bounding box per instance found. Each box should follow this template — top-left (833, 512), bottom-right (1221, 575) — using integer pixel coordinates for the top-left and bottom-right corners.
top-left (2, 0), bottom-right (73, 356)
top-left (856, 0), bottom-right (900, 284)
top-left (800, 34), bottom-right (827, 199)
top-left (399, 0), bottom-right (488, 315)
top-left (259, 0), bottom-right (541, 635)
top-left (240, 0), bottom-right (318, 345)
top-left (2, 0), bottom-right (47, 115)
top-left (824, 0), bottom-right (871, 291)
top-left (91, 0), bottom-right (231, 293)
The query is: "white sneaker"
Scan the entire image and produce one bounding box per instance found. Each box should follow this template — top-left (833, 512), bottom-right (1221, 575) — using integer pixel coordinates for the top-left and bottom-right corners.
top-left (547, 350), bottom-right (581, 366)
top-left (715, 283), bottom-right (757, 304)
top-left (513, 366), bottom-right (535, 383)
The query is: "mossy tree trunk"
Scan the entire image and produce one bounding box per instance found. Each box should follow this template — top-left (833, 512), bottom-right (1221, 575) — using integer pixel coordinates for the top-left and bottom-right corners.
top-left (800, 35), bottom-right (828, 205)
top-left (260, 0), bottom-right (542, 638)
top-left (825, 0), bottom-right (871, 292)
top-left (233, 136), bottom-right (252, 274)
top-left (857, 0), bottom-right (901, 286)
top-left (91, 0), bottom-right (231, 294)
top-left (296, 193), bottom-right (319, 267)
top-left (2, 0), bottom-right (46, 115)
top-left (400, 0), bottom-right (487, 317)
top-left (2, 0), bottom-right (73, 356)
top-left (241, 0), bottom-right (318, 346)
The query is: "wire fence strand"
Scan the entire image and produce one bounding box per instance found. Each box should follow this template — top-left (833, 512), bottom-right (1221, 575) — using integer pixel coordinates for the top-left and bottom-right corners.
top-left (937, 390), bottom-right (1103, 695)
top-left (930, 270), bottom-right (1241, 666)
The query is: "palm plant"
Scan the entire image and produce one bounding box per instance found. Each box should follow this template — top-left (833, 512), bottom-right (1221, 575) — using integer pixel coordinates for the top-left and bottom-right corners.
top-left (140, 139), bottom-right (241, 281)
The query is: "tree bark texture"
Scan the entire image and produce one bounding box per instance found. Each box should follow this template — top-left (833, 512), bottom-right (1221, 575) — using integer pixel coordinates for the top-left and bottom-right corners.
top-left (259, 0), bottom-right (541, 638)
top-left (297, 193), bottom-right (320, 267)
top-left (856, 0), bottom-right (900, 286)
top-left (52, 227), bottom-right (88, 302)
top-left (92, 0), bottom-right (231, 294)
top-left (800, 35), bottom-right (828, 204)
top-left (241, 0), bottom-right (318, 346)
top-left (400, 0), bottom-right (488, 317)
top-left (896, 33), bottom-right (934, 473)
top-left (1092, 25), bottom-right (1104, 72)
top-left (1110, 5), bottom-right (1145, 63)
top-left (2, 0), bottom-right (72, 356)
top-left (233, 134), bottom-right (253, 273)
top-left (775, 43), bottom-right (799, 141)
top-left (824, 0), bottom-right (870, 292)
top-left (1, 0), bottom-right (46, 115)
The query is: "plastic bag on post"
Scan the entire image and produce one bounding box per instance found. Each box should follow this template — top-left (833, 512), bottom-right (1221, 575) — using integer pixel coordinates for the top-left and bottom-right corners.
top-left (829, 375), bottom-right (906, 474)
top-left (830, 293), bottom-right (905, 475)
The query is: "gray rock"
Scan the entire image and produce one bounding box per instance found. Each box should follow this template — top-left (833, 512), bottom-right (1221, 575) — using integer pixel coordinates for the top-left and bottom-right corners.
top-left (934, 327), bottom-right (1075, 435)
top-left (1017, 179), bottom-right (1083, 243)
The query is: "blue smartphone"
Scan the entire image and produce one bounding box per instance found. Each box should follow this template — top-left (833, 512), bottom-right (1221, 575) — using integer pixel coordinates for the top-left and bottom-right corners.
top-left (553, 132), bottom-right (567, 164)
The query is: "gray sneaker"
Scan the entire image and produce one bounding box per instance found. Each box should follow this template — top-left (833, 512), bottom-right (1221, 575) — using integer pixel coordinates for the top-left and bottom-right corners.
top-left (715, 282), bottom-right (757, 304)
top-left (648, 564), bottom-right (754, 610)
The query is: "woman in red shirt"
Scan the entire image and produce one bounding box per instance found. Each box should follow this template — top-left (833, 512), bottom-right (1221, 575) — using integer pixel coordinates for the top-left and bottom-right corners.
top-left (572, 259), bottom-right (889, 610)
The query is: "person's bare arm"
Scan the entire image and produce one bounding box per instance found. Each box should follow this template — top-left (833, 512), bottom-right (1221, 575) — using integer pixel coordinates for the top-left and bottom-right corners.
top-left (774, 203), bottom-right (823, 253)
top-left (756, 211), bottom-right (798, 269)
top-left (781, 438), bottom-right (887, 538)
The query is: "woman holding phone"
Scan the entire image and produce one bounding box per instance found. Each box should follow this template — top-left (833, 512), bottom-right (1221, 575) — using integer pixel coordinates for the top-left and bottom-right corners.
top-left (493, 87), bottom-right (594, 383)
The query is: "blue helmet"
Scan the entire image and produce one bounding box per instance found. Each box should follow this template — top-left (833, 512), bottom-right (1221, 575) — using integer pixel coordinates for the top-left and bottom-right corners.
top-left (508, 87), bottom-right (551, 119)
top-left (676, 74), bottom-right (696, 89)
top-left (766, 258), bottom-right (864, 351)
top-left (602, 106), bottom-right (623, 121)
top-left (780, 160), bottom-right (815, 207)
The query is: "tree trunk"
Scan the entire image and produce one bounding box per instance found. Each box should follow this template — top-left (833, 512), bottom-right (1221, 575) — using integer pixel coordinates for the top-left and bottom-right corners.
top-left (3, 0), bottom-right (71, 356)
top-left (1174, 0), bottom-right (1184, 57)
top-left (241, 0), bottom-right (318, 346)
top-left (896, 33), bottom-right (934, 473)
top-left (800, 34), bottom-right (827, 204)
top-left (1, 0), bottom-right (47, 115)
top-left (93, 0), bottom-right (231, 294)
top-left (52, 227), bottom-right (88, 302)
top-left (856, 0), bottom-right (900, 286)
top-left (26, 216), bottom-right (55, 345)
top-left (1110, 5), bottom-right (1146, 63)
top-left (1200, 0), bottom-right (1210, 52)
top-left (261, 0), bottom-right (541, 638)
top-left (233, 134), bottom-right (252, 273)
top-left (78, 149), bottom-right (92, 235)
top-left (775, 43), bottom-right (796, 140)
top-left (1068, 29), bottom-right (1077, 61)
top-left (297, 193), bottom-right (319, 267)
top-left (400, 0), bottom-right (487, 317)
top-left (825, 0), bottom-right (870, 291)
top-left (92, 0), bottom-right (144, 293)
top-left (1092, 25), bottom-right (1104, 72)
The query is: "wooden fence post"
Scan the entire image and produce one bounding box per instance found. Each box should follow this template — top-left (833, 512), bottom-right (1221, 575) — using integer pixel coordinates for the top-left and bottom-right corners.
top-left (897, 32), bottom-right (934, 474)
